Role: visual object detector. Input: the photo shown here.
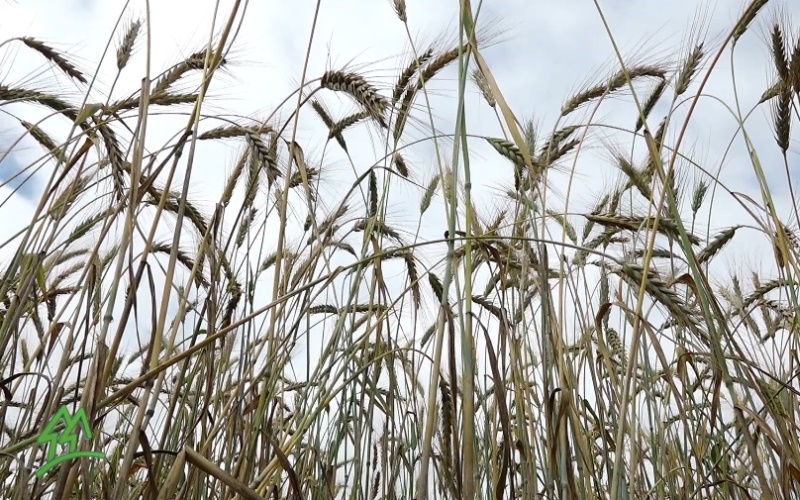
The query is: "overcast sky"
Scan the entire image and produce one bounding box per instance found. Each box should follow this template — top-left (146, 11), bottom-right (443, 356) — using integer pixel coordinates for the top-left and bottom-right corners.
top-left (2, 0), bottom-right (799, 396)
top-left (3, 0), bottom-right (797, 245)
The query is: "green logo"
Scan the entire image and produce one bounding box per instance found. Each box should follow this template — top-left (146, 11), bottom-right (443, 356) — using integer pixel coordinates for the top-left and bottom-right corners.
top-left (35, 405), bottom-right (105, 477)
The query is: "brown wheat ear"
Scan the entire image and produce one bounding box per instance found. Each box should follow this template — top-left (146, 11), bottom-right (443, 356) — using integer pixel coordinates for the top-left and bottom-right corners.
top-left (18, 37), bottom-right (87, 84)
top-left (320, 70), bottom-right (389, 127)
top-left (116, 19), bottom-right (143, 70)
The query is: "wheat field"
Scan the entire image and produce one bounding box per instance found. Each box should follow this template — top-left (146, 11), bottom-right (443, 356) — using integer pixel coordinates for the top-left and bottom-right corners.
top-left (1, 0), bottom-right (799, 498)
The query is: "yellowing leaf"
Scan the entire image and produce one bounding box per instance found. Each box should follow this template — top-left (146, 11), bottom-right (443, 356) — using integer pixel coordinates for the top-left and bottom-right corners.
top-left (74, 103), bottom-right (103, 125)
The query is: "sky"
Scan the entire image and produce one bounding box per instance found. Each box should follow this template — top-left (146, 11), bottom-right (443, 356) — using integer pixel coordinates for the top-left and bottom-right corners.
top-left (2, 0), bottom-right (800, 484)
top-left (2, 0), bottom-right (797, 246)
